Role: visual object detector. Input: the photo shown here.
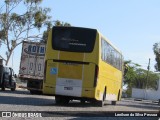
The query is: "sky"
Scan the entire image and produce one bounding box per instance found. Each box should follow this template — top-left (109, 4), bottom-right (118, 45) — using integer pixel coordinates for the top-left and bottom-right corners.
top-left (1, 0), bottom-right (160, 74)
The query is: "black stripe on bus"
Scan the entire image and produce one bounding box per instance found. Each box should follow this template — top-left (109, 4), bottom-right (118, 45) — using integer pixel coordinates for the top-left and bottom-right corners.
top-left (53, 59), bottom-right (89, 65)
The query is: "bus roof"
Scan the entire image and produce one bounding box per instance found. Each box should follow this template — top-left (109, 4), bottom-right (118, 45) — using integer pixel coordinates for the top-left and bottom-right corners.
top-left (52, 26), bottom-right (122, 55)
top-left (53, 26), bottom-right (97, 31)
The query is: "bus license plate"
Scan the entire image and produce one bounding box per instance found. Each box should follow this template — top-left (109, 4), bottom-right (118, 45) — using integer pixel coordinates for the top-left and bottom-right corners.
top-left (64, 87), bottom-right (73, 90)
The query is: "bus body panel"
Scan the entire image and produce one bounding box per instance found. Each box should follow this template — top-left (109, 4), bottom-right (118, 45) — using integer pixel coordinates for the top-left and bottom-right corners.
top-left (98, 60), bottom-right (123, 101)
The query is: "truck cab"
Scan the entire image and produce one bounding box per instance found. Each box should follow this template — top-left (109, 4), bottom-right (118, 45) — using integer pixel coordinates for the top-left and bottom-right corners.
top-left (0, 65), bottom-right (16, 91)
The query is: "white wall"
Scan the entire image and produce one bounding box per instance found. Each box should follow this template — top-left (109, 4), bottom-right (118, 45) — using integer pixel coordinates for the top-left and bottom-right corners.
top-left (132, 80), bottom-right (160, 100)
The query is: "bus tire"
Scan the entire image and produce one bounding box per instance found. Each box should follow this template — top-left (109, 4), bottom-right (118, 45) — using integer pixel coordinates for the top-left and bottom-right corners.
top-left (111, 101), bottom-right (116, 105)
top-left (96, 100), bottom-right (104, 107)
top-left (30, 90), bottom-right (42, 94)
top-left (80, 99), bottom-right (86, 104)
top-left (63, 99), bottom-right (70, 105)
top-left (55, 96), bottom-right (69, 105)
top-left (55, 96), bottom-right (62, 104)
top-left (30, 90), bottom-right (36, 94)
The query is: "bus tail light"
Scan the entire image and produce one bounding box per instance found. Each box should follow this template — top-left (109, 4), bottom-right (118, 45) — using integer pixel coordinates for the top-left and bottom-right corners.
top-left (44, 60), bottom-right (47, 83)
top-left (94, 65), bottom-right (99, 87)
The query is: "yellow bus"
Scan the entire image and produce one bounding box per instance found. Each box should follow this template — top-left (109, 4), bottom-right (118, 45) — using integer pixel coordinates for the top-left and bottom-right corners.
top-left (43, 26), bottom-right (123, 107)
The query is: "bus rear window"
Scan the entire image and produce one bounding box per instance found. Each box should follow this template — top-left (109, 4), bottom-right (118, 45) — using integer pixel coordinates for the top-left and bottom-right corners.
top-left (52, 27), bottom-right (97, 53)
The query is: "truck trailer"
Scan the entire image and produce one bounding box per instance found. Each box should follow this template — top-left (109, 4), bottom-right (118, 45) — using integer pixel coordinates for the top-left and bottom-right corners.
top-left (19, 41), bottom-right (45, 94)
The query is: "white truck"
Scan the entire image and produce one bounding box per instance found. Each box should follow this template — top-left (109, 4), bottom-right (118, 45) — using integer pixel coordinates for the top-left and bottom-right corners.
top-left (19, 41), bottom-right (45, 94)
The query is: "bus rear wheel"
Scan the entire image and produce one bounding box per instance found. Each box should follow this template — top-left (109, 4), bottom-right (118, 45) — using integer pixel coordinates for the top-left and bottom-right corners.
top-left (80, 99), bottom-right (86, 104)
top-left (55, 96), bottom-right (69, 105)
top-left (30, 90), bottom-right (42, 95)
top-left (111, 101), bottom-right (116, 105)
top-left (96, 100), bottom-right (104, 107)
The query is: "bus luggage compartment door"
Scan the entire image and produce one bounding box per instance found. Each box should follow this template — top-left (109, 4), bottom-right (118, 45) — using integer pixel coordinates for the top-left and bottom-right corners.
top-left (55, 61), bottom-right (83, 97)
top-left (46, 60), bottom-right (95, 97)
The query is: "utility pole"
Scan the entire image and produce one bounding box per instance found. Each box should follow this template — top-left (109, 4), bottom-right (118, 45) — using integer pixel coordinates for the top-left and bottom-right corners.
top-left (145, 58), bottom-right (150, 99)
top-left (146, 58), bottom-right (151, 89)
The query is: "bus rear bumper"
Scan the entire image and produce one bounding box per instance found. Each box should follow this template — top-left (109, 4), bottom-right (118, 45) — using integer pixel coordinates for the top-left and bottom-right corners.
top-left (43, 85), bottom-right (97, 99)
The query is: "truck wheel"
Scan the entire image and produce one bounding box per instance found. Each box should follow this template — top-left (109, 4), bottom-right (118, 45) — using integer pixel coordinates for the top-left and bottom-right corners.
top-left (11, 83), bottom-right (16, 91)
top-left (1, 81), bottom-right (5, 91)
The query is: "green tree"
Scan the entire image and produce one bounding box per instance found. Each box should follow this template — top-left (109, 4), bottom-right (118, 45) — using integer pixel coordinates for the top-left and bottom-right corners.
top-left (124, 60), bottom-right (159, 97)
top-left (0, 0), bottom-right (51, 65)
top-left (153, 42), bottom-right (160, 71)
top-left (42, 20), bottom-right (71, 43)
